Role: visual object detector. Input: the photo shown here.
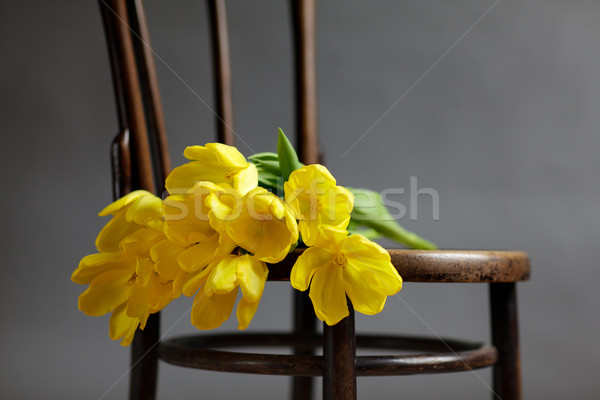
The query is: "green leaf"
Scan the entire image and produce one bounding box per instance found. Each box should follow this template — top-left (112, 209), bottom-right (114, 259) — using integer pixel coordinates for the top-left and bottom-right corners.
top-left (248, 152), bottom-right (279, 162)
top-left (251, 159), bottom-right (282, 175)
top-left (277, 128), bottom-right (303, 181)
top-left (256, 170), bottom-right (284, 195)
top-left (347, 187), bottom-right (437, 250)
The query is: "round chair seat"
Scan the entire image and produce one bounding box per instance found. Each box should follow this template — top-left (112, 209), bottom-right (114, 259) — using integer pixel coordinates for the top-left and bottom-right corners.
top-left (268, 249), bottom-right (531, 282)
top-left (159, 250), bottom-right (528, 380)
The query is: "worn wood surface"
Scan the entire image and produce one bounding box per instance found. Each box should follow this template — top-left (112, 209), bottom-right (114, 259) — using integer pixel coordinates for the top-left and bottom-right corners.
top-left (323, 300), bottom-right (356, 400)
top-left (268, 249), bottom-right (530, 283)
top-left (159, 332), bottom-right (497, 377)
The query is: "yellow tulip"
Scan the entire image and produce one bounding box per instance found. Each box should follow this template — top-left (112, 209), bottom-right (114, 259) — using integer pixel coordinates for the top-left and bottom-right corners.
top-left (163, 182), bottom-right (237, 273)
top-left (224, 187), bottom-right (299, 263)
top-left (291, 226), bottom-right (402, 325)
top-left (95, 190), bottom-right (163, 252)
top-left (284, 165), bottom-right (354, 246)
top-left (165, 143), bottom-right (258, 196)
top-left (73, 192), bottom-right (175, 346)
top-left (187, 254), bottom-right (269, 330)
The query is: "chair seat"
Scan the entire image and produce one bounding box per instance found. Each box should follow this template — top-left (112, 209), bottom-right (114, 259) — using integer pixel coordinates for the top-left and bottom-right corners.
top-left (269, 249), bottom-right (530, 283)
top-left (157, 249), bottom-right (527, 380)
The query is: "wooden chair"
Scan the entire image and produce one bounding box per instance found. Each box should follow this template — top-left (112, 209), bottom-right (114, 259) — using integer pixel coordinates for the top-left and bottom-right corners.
top-left (97, 1), bottom-right (530, 399)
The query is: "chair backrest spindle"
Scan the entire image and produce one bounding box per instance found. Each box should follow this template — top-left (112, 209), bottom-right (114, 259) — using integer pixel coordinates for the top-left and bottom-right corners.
top-left (291, 0), bottom-right (319, 165)
top-left (99, 0), bottom-right (155, 193)
top-left (127, 0), bottom-right (171, 186)
top-left (207, 0), bottom-right (235, 145)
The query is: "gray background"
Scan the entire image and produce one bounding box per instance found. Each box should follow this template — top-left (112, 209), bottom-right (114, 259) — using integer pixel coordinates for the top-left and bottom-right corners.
top-left (1, 0), bottom-right (598, 398)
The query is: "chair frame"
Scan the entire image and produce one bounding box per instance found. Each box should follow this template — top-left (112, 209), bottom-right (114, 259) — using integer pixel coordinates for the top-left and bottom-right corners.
top-left (97, 1), bottom-right (529, 399)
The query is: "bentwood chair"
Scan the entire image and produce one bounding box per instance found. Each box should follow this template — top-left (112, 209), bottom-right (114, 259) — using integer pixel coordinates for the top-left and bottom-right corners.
top-left (97, 1), bottom-right (530, 399)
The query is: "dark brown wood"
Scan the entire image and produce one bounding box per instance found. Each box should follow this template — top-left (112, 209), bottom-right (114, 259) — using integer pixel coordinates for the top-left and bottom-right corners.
top-left (291, 0), bottom-right (319, 165)
top-left (323, 300), bottom-right (356, 400)
top-left (111, 129), bottom-right (132, 198)
top-left (290, 2), bottom-right (319, 397)
top-left (127, 0), bottom-right (171, 186)
top-left (129, 313), bottom-right (160, 400)
top-left (158, 332), bottom-right (497, 377)
top-left (207, 0), bottom-right (235, 145)
top-left (100, 2), bottom-right (162, 399)
top-left (100, 3), bottom-right (128, 130)
top-left (490, 283), bottom-right (522, 400)
top-left (292, 291), bottom-right (317, 400)
top-left (98, 2), bottom-right (529, 399)
top-left (99, 0), bottom-right (155, 192)
top-left (268, 250), bottom-right (531, 283)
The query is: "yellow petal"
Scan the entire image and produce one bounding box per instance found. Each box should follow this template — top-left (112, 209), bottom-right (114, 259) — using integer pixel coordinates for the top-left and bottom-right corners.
top-left (126, 282), bottom-right (150, 329)
top-left (236, 256), bottom-right (268, 302)
top-left (148, 277), bottom-right (174, 312)
top-left (190, 287), bottom-right (238, 330)
top-left (109, 303), bottom-right (139, 347)
top-left (151, 239), bottom-right (184, 280)
top-left (120, 227), bottom-right (163, 257)
top-left (180, 267), bottom-right (211, 297)
top-left (205, 255), bottom-right (238, 295)
top-left (227, 189), bottom-right (298, 262)
top-left (290, 247), bottom-right (334, 292)
top-left (233, 163), bottom-right (258, 196)
top-left (304, 224), bottom-right (348, 252)
top-left (78, 269), bottom-right (133, 316)
top-left (342, 264), bottom-right (388, 315)
top-left (73, 252), bottom-right (135, 285)
top-left (308, 266), bottom-right (348, 325)
top-left (135, 258), bottom-right (154, 287)
top-left (165, 162), bottom-right (229, 193)
top-left (95, 210), bottom-right (140, 252)
top-left (125, 192), bottom-right (164, 230)
top-left (236, 297), bottom-right (260, 330)
top-left (177, 233), bottom-right (222, 272)
top-left (206, 184), bottom-right (244, 232)
top-left (185, 143), bottom-right (247, 168)
top-left (163, 192), bottom-right (215, 246)
top-left (99, 190), bottom-right (149, 217)
top-left (343, 235), bottom-right (402, 295)
top-left (321, 185), bottom-right (354, 225)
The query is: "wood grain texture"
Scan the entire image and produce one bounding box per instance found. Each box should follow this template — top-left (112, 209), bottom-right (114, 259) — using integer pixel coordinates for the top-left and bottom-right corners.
top-left (268, 249), bottom-right (531, 283)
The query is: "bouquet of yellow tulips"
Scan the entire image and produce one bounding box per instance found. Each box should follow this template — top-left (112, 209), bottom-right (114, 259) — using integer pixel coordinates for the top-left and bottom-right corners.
top-left (72, 129), bottom-right (435, 346)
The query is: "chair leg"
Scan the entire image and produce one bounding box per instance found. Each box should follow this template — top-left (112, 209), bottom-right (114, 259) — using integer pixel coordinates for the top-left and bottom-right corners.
top-left (323, 299), bottom-right (356, 400)
top-left (489, 283), bottom-right (522, 400)
top-left (291, 291), bottom-right (317, 400)
top-left (129, 313), bottom-right (160, 400)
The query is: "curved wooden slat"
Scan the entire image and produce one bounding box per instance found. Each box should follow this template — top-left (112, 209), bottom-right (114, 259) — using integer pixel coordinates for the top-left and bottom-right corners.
top-left (99, 0), bottom-right (155, 192)
top-left (158, 333), bottom-right (497, 377)
top-left (268, 250), bottom-right (530, 283)
top-left (127, 0), bottom-right (171, 186)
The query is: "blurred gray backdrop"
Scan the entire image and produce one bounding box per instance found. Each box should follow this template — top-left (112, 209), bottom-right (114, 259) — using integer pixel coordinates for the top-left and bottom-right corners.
top-left (1, 0), bottom-right (599, 399)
